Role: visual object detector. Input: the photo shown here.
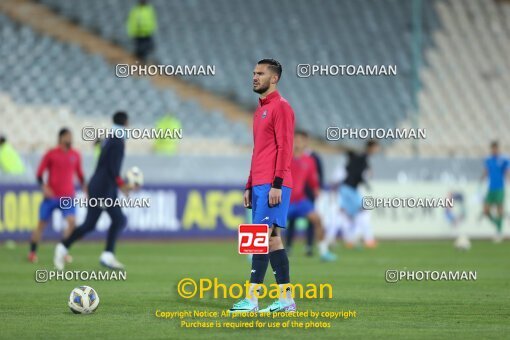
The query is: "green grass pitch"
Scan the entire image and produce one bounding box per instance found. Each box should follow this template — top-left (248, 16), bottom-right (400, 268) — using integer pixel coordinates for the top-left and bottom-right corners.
top-left (1, 240), bottom-right (509, 339)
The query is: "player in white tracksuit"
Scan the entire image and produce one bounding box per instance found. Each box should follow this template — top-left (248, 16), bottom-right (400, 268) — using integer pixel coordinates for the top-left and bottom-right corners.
top-left (318, 141), bottom-right (378, 252)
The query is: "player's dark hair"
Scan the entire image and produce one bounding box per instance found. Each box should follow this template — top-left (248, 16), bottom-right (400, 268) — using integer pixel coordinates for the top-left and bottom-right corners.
top-left (490, 140), bottom-right (499, 148)
top-left (295, 129), bottom-right (309, 138)
top-left (366, 139), bottom-right (378, 149)
top-left (257, 59), bottom-right (282, 81)
top-left (58, 128), bottom-right (70, 139)
top-left (113, 111), bottom-right (129, 126)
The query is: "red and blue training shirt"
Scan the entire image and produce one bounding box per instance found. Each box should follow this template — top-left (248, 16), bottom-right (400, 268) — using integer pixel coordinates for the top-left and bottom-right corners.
top-left (290, 153), bottom-right (319, 203)
top-left (245, 90), bottom-right (295, 189)
top-left (36, 147), bottom-right (85, 197)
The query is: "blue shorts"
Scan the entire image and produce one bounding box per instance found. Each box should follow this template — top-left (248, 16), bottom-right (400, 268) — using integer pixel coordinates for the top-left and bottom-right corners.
top-left (339, 185), bottom-right (362, 217)
top-left (287, 198), bottom-right (314, 220)
top-left (251, 184), bottom-right (291, 228)
top-left (39, 198), bottom-right (76, 222)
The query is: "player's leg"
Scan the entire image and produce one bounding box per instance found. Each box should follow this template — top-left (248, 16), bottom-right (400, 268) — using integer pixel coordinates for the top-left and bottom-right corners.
top-left (339, 186), bottom-right (355, 248)
top-left (54, 206), bottom-right (102, 270)
top-left (230, 184), bottom-right (295, 313)
top-left (355, 210), bottom-right (376, 248)
top-left (494, 202), bottom-right (504, 243)
top-left (285, 218), bottom-right (296, 255)
top-left (259, 225), bottom-right (296, 312)
top-left (28, 221), bottom-right (47, 263)
top-left (340, 185), bottom-right (363, 248)
top-left (100, 205), bottom-right (128, 270)
top-left (62, 206), bottom-right (102, 248)
top-left (259, 186), bottom-right (295, 313)
top-left (229, 185), bottom-right (268, 313)
top-left (62, 208), bottom-right (77, 263)
top-left (63, 215), bottom-right (76, 239)
top-left (291, 199), bottom-right (317, 257)
top-left (305, 218), bottom-right (314, 256)
top-left (321, 211), bottom-right (341, 254)
top-left (308, 212), bottom-right (323, 245)
top-left (317, 192), bottom-right (341, 256)
top-left (308, 210), bottom-right (336, 261)
top-left (28, 198), bottom-right (55, 263)
top-left (494, 190), bottom-right (504, 241)
top-left (342, 211), bottom-right (357, 248)
top-left (246, 226), bottom-right (272, 307)
top-left (482, 202), bottom-right (491, 219)
top-left (483, 191), bottom-right (498, 226)
top-left (484, 189), bottom-right (504, 242)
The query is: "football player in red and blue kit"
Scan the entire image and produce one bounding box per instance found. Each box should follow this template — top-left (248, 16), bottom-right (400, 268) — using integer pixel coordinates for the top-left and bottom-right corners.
top-left (287, 130), bottom-right (336, 262)
top-left (229, 59), bottom-right (296, 314)
top-left (28, 128), bottom-right (86, 263)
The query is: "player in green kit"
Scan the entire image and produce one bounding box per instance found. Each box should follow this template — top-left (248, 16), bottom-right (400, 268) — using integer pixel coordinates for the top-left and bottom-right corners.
top-left (481, 141), bottom-right (509, 243)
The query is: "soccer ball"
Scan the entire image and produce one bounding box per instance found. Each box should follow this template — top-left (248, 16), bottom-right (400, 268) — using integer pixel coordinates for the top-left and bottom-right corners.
top-left (454, 235), bottom-right (471, 251)
top-left (68, 286), bottom-right (100, 314)
top-left (126, 166), bottom-right (144, 187)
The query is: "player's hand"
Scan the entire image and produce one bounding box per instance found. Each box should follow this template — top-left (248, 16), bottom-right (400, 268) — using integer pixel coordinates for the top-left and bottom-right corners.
top-left (243, 189), bottom-right (252, 209)
top-left (120, 184), bottom-right (131, 196)
top-left (269, 187), bottom-right (282, 207)
top-left (42, 184), bottom-right (54, 198)
top-left (81, 185), bottom-right (88, 198)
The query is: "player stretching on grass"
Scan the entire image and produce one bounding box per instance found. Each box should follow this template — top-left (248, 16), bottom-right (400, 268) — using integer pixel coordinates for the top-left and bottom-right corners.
top-left (481, 141), bottom-right (508, 243)
top-left (54, 112), bottom-right (135, 270)
top-left (229, 59), bottom-right (295, 313)
top-left (28, 128), bottom-right (85, 263)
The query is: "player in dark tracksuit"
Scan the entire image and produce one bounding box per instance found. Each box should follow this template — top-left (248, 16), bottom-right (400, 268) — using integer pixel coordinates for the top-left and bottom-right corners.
top-left (54, 112), bottom-right (134, 270)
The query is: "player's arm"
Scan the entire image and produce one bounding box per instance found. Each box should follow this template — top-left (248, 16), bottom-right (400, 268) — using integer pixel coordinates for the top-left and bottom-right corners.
top-left (75, 152), bottom-right (87, 196)
top-left (311, 152), bottom-right (324, 188)
top-left (362, 168), bottom-right (372, 191)
top-left (108, 140), bottom-right (130, 194)
top-left (36, 151), bottom-right (53, 198)
top-left (269, 102), bottom-right (294, 206)
top-left (307, 158), bottom-right (321, 198)
top-left (244, 151), bottom-right (254, 208)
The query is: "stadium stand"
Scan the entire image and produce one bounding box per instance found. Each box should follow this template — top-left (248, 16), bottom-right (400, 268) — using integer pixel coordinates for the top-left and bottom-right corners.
top-left (393, 0), bottom-right (510, 156)
top-left (36, 0), bottom-right (437, 138)
top-left (0, 12), bottom-right (252, 155)
top-left (0, 0), bottom-right (508, 157)
top-left (36, 0), bottom-right (510, 157)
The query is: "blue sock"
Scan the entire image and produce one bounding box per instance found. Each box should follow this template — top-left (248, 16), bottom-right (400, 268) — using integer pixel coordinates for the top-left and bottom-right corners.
top-left (269, 249), bottom-right (290, 284)
top-left (250, 254), bottom-right (269, 284)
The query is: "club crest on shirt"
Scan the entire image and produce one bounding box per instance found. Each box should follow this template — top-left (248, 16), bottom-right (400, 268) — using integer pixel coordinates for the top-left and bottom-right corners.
top-left (261, 110), bottom-right (267, 119)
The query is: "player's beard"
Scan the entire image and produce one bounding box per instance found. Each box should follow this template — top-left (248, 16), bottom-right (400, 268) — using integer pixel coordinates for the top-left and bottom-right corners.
top-left (253, 81), bottom-right (270, 94)
top-left (64, 142), bottom-right (72, 149)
